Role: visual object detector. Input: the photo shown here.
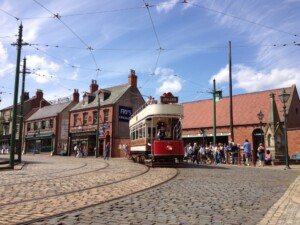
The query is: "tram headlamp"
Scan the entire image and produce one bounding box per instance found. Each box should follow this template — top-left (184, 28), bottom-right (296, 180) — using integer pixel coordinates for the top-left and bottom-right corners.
top-left (166, 145), bottom-right (173, 151)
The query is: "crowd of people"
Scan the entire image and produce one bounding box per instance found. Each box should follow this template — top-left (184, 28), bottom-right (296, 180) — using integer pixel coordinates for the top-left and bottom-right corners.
top-left (184, 139), bottom-right (273, 166)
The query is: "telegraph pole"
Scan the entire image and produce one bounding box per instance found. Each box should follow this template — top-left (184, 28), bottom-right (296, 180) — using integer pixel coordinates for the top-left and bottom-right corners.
top-left (10, 24), bottom-right (24, 168)
top-left (229, 41), bottom-right (234, 142)
top-left (17, 57), bottom-right (29, 162)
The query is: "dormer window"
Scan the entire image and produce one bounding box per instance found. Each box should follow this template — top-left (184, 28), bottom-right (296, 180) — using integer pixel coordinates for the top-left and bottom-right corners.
top-left (99, 89), bottom-right (111, 101)
top-left (83, 95), bottom-right (89, 105)
top-left (83, 93), bottom-right (96, 104)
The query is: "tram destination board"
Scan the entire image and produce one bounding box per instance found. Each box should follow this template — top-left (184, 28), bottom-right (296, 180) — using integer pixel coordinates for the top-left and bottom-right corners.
top-left (160, 96), bottom-right (178, 104)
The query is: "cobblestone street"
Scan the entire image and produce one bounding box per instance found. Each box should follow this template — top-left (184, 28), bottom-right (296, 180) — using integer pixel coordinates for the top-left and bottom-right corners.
top-left (0, 155), bottom-right (299, 225)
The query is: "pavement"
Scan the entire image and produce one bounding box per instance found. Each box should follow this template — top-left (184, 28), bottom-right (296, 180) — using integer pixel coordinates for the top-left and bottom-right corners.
top-left (0, 154), bottom-right (299, 225)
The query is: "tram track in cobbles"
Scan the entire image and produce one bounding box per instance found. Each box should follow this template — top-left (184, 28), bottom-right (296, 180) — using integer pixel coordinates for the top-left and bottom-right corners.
top-left (27, 164), bottom-right (300, 225)
top-left (0, 161), bottom-right (111, 187)
top-left (0, 163), bottom-right (178, 225)
top-left (0, 156), bottom-right (107, 187)
top-left (0, 160), bottom-right (148, 206)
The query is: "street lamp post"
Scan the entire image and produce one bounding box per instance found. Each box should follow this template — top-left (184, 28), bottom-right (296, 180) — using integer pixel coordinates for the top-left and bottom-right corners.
top-left (210, 79), bottom-right (222, 145)
top-left (257, 110), bottom-right (264, 145)
top-left (278, 89), bottom-right (290, 170)
top-left (200, 128), bottom-right (205, 145)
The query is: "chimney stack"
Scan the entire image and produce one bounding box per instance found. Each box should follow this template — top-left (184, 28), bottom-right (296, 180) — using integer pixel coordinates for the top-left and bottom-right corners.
top-left (73, 89), bottom-right (79, 102)
top-left (128, 69), bottom-right (137, 87)
top-left (36, 89), bottom-right (43, 100)
top-left (90, 80), bottom-right (99, 93)
top-left (20, 92), bottom-right (30, 103)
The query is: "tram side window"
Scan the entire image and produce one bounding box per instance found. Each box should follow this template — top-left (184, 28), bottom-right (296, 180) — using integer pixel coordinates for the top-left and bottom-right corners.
top-left (138, 124), bottom-right (142, 138)
top-left (130, 131), bottom-right (134, 140)
top-left (142, 124), bottom-right (145, 138)
top-left (153, 127), bottom-right (157, 138)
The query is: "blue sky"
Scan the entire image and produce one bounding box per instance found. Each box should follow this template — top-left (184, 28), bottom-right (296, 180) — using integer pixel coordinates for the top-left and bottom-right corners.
top-left (0, 0), bottom-right (300, 109)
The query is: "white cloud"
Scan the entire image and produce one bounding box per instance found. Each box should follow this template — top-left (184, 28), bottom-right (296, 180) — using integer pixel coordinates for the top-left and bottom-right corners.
top-left (154, 67), bottom-right (183, 95)
top-left (27, 54), bottom-right (60, 83)
top-left (0, 42), bottom-right (14, 77)
top-left (156, 0), bottom-right (178, 13)
top-left (212, 64), bottom-right (300, 93)
top-left (209, 65), bottom-right (229, 84)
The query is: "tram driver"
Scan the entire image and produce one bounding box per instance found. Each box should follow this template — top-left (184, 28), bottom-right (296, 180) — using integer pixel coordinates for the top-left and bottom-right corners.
top-left (157, 124), bottom-right (166, 140)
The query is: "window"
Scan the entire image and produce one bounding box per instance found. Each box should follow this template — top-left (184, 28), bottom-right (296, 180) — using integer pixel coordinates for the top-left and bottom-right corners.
top-left (42, 121), bottom-right (46, 129)
top-left (74, 114), bottom-right (78, 126)
top-left (104, 109), bottom-right (109, 122)
top-left (93, 111), bottom-right (97, 125)
top-left (3, 125), bottom-right (9, 135)
top-left (49, 119), bottom-right (53, 128)
top-left (27, 123), bottom-right (31, 131)
top-left (34, 122), bottom-right (38, 130)
top-left (83, 112), bottom-right (88, 125)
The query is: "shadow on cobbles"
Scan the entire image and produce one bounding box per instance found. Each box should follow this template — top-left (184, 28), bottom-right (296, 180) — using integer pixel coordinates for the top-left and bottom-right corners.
top-left (156, 163), bottom-right (230, 170)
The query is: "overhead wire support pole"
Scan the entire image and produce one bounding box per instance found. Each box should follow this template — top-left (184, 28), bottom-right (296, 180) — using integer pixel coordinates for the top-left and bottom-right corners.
top-left (213, 79), bottom-right (217, 145)
top-left (95, 90), bottom-right (101, 158)
top-left (9, 23), bottom-right (24, 168)
top-left (17, 57), bottom-right (29, 162)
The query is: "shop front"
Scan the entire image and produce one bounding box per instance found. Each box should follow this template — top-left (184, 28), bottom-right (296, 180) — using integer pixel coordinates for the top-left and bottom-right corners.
top-left (25, 132), bottom-right (54, 154)
top-left (70, 131), bottom-right (97, 156)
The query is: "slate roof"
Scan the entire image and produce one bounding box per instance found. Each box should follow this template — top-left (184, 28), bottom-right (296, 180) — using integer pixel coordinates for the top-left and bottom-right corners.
top-left (70, 84), bottom-right (130, 111)
top-left (182, 85), bottom-right (296, 129)
top-left (27, 102), bottom-right (71, 121)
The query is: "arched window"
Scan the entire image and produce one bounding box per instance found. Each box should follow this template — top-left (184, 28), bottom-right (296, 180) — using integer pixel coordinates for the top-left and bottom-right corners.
top-left (267, 134), bottom-right (271, 147)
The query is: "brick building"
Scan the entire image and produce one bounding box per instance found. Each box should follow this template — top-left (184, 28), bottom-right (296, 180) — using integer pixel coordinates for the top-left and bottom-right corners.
top-left (0, 89), bottom-right (50, 152)
top-left (24, 90), bottom-right (79, 155)
top-left (182, 85), bottom-right (300, 160)
top-left (69, 70), bottom-right (145, 157)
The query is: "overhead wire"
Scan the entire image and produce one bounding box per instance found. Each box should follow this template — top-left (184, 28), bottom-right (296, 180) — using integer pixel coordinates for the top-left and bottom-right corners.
top-left (0, 8), bottom-right (20, 21)
top-left (32, 0), bottom-right (101, 74)
top-left (184, 0), bottom-right (298, 37)
top-left (1, 0), bottom-right (299, 103)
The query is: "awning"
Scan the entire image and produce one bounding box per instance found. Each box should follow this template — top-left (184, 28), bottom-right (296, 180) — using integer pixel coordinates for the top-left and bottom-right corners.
top-left (26, 132), bottom-right (54, 140)
top-left (182, 132), bottom-right (230, 138)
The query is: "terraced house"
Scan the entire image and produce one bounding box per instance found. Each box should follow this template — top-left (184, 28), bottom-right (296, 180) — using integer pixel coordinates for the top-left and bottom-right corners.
top-left (24, 90), bottom-right (79, 155)
top-left (68, 70), bottom-right (145, 157)
top-left (0, 89), bottom-right (50, 153)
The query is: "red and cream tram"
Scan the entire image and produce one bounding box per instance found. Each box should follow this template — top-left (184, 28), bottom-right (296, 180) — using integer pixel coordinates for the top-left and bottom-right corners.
top-left (129, 93), bottom-right (185, 164)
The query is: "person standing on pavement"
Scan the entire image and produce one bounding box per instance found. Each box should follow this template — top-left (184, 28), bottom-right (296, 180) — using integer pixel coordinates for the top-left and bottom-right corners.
top-left (257, 143), bottom-right (265, 167)
top-left (104, 142), bottom-right (110, 160)
top-left (243, 139), bottom-right (251, 166)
